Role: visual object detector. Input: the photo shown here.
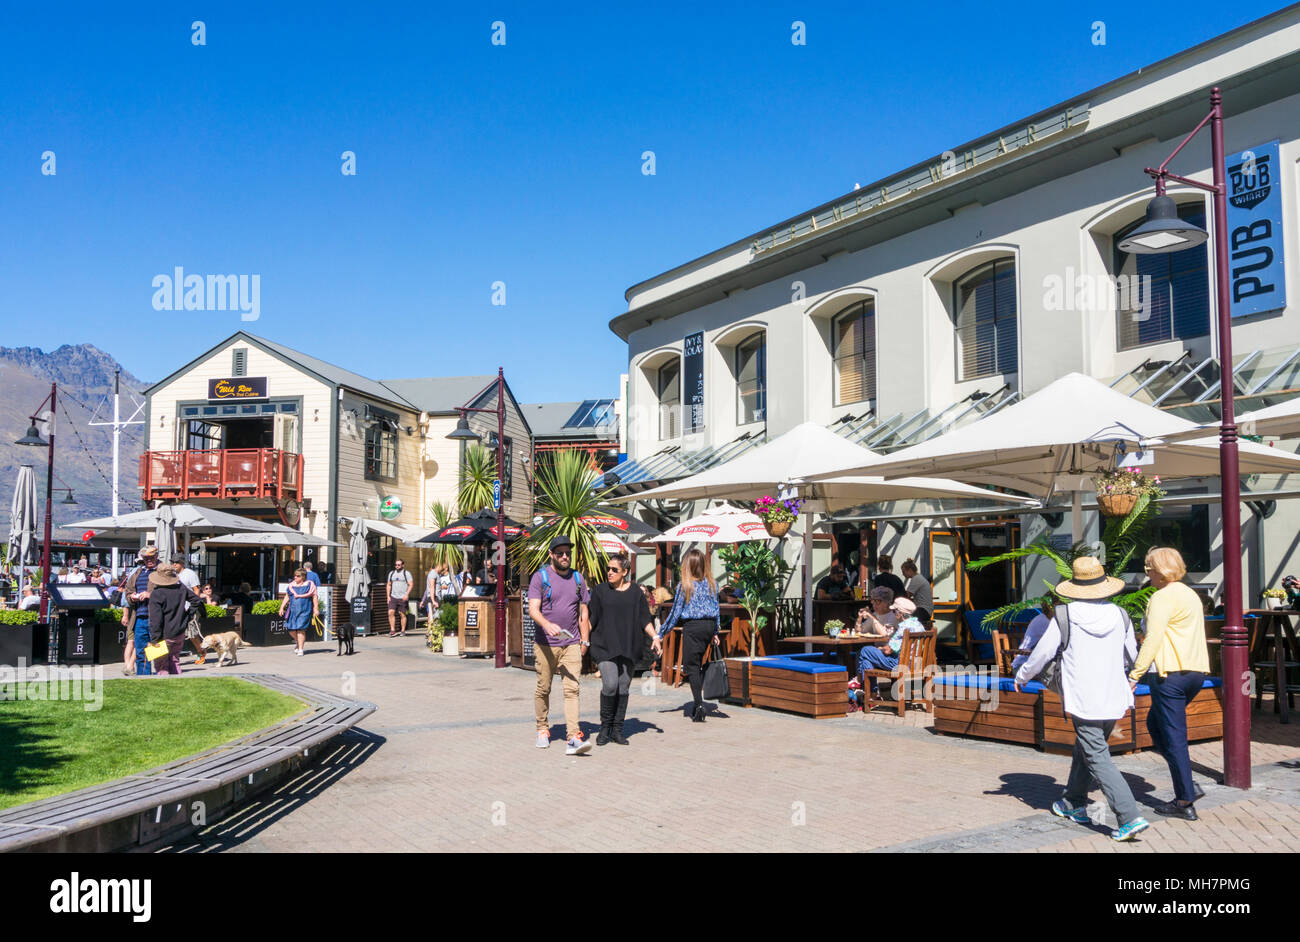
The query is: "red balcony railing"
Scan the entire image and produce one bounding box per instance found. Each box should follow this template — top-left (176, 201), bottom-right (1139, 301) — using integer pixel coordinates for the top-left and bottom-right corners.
top-left (139, 449), bottom-right (303, 502)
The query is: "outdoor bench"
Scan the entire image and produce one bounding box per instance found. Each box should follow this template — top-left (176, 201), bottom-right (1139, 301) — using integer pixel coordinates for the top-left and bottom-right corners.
top-left (931, 673), bottom-right (1223, 753)
top-left (729, 653), bottom-right (849, 719)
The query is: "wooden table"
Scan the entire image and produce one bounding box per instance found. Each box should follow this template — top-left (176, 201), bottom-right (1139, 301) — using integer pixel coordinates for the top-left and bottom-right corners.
top-left (777, 633), bottom-right (890, 670)
top-left (1243, 608), bottom-right (1299, 724)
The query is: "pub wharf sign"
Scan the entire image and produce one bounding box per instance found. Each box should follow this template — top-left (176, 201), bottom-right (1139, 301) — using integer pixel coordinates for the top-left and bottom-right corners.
top-left (208, 377), bottom-right (268, 401)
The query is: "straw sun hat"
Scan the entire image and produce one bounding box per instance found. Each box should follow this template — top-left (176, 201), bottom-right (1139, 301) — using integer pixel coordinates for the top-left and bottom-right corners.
top-left (1054, 556), bottom-right (1126, 600)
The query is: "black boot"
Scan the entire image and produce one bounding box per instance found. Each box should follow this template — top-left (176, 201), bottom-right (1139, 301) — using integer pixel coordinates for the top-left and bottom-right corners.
top-left (692, 702), bottom-right (706, 722)
top-left (611, 694), bottom-right (630, 744)
top-left (596, 695), bottom-right (614, 746)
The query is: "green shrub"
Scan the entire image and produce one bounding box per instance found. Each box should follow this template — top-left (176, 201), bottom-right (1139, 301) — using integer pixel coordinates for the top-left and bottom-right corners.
top-left (437, 602), bottom-right (459, 633)
top-left (0, 610), bottom-right (39, 626)
top-left (251, 600), bottom-right (281, 615)
top-left (205, 604), bottom-right (228, 619)
top-left (94, 607), bottom-right (125, 624)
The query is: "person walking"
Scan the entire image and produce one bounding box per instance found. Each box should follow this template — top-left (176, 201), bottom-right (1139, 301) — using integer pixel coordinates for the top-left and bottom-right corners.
top-left (386, 558), bottom-right (413, 637)
top-left (122, 547), bottom-right (162, 676)
top-left (303, 560), bottom-right (321, 591)
top-left (1014, 557), bottom-right (1150, 842)
top-left (589, 553), bottom-right (661, 745)
top-left (1130, 546), bottom-right (1211, 820)
top-left (527, 535), bottom-right (593, 755)
top-left (280, 568), bottom-right (317, 656)
top-left (147, 564), bottom-right (190, 675)
top-left (660, 548), bottom-right (721, 723)
top-left (174, 558), bottom-right (206, 664)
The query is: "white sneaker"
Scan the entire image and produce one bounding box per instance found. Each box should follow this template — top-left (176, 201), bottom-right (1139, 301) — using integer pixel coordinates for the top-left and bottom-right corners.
top-left (536, 731), bottom-right (549, 749)
top-left (565, 734), bottom-right (592, 756)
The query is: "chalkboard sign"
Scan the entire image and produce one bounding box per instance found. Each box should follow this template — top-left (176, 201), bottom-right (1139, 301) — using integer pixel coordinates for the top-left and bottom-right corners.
top-left (61, 612), bottom-right (96, 664)
top-left (465, 607), bottom-right (479, 628)
top-left (350, 593), bottom-right (370, 631)
top-left (683, 331), bottom-right (705, 432)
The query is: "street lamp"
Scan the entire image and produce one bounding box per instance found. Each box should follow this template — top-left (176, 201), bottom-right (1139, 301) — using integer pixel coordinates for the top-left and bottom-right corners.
top-left (1122, 86), bottom-right (1249, 789)
top-left (15, 383), bottom-right (58, 633)
top-left (446, 368), bottom-right (509, 668)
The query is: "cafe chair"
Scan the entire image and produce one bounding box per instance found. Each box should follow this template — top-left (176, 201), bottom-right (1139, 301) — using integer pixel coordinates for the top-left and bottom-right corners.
top-left (861, 629), bottom-right (937, 718)
top-left (991, 628), bottom-right (1028, 678)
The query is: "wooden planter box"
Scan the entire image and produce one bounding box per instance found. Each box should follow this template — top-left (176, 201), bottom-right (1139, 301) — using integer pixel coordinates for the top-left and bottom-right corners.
top-left (933, 676), bottom-right (1224, 754)
top-left (726, 617), bottom-right (777, 658)
top-left (723, 658), bottom-right (753, 706)
top-left (747, 656), bottom-right (849, 719)
top-left (0, 624), bottom-right (49, 667)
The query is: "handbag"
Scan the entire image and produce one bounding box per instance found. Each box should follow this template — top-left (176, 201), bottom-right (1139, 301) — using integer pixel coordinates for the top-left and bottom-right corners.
top-left (701, 639), bottom-right (730, 700)
top-left (143, 639), bottom-right (170, 661)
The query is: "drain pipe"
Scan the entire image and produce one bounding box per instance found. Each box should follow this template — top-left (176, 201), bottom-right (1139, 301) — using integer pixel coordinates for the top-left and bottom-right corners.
top-left (1246, 500), bottom-right (1275, 606)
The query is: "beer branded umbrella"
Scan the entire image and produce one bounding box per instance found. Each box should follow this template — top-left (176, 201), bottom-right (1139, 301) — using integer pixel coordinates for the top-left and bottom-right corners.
top-left (416, 508), bottom-right (530, 545)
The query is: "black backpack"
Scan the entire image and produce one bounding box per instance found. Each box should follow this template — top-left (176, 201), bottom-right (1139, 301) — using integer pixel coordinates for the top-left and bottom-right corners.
top-left (1033, 603), bottom-right (1134, 695)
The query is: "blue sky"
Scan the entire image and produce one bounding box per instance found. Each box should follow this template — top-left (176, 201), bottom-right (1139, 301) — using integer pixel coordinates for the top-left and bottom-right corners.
top-left (0, 1), bottom-right (1287, 402)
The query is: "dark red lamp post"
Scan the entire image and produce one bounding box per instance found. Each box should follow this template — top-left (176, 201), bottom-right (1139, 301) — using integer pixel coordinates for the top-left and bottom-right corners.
top-left (1117, 86), bottom-right (1249, 789)
top-left (447, 368), bottom-right (508, 668)
top-left (15, 384), bottom-right (58, 640)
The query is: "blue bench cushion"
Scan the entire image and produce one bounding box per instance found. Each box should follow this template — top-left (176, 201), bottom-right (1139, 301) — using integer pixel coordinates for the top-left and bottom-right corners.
top-left (752, 656), bottom-right (847, 675)
top-left (931, 673), bottom-right (1222, 697)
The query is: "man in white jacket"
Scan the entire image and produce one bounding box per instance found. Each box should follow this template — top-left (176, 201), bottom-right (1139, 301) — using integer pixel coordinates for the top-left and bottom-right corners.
top-left (1015, 557), bottom-right (1150, 842)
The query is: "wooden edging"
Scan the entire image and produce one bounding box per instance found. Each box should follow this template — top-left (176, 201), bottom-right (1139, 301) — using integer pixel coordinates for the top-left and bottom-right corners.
top-left (0, 674), bottom-right (375, 853)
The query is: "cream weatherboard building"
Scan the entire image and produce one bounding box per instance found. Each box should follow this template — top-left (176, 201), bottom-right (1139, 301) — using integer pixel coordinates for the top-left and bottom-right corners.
top-left (608, 8), bottom-right (1300, 633)
top-left (141, 331), bottom-right (531, 590)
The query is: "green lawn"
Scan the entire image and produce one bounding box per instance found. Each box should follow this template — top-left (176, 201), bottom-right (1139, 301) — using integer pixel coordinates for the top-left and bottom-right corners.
top-left (0, 677), bottom-right (306, 810)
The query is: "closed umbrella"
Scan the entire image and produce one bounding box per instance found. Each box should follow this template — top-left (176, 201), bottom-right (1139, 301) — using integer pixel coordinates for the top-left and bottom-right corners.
top-left (153, 503), bottom-right (175, 564)
top-left (345, 517), bottom-right (370, 604)
top-left (7, 465), bottom-right (37, 579)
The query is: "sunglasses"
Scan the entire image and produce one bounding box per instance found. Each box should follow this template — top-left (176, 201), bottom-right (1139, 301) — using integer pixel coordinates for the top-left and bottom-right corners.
top-left (552, 549), bottom-right (571, 557)
top-left (606, 567), bottom-right (623, 574)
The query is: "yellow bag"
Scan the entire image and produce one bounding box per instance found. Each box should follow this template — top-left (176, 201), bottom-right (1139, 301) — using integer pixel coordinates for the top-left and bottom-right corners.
top-left (144, 640), bottom-right (170, 661)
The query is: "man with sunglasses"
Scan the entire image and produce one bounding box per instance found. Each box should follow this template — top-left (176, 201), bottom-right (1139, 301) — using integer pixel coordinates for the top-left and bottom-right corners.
top-left (527, 535), bottom-right (593, 755)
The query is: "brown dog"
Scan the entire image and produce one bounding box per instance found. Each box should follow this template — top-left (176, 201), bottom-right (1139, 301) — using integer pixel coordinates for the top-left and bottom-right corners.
top-left (200, 631), bottom-right (248, 667)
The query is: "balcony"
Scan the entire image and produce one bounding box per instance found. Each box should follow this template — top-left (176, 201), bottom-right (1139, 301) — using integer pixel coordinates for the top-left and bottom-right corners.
top-left (140, 449), bottom-right (303, 502)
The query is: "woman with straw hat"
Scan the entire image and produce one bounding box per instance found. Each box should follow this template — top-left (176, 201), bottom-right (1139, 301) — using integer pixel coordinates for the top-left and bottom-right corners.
top-left (1014, 557), bottom-right (1150, 842)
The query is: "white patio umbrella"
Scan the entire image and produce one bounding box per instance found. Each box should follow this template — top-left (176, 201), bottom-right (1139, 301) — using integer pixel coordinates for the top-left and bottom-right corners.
top-left (1158, 396), bottom-right (1300, 444)
top-left (200, 532), bottom-right (343, 548)
top-left (596, 533), bottom-right (649, 556)
top-left (803, 372), bottom-right (1300, 541)
top-left (7, 465), bottom-right (37, 575)
top-left (70, 504), bottom-right (298, 540)
top-left (620, 423), bottom-right (1036, 636)
top-left (344, 516), bottom-right (371, 605)
top-left (652, 503), bottom-right (769, 544)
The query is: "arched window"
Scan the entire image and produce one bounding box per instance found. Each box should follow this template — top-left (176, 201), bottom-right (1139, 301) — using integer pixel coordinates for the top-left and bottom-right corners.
top-left (656, 359), bottom-right (680, 440)
top-left (1113, 203), bottom-right (1209, 349)
top-left (832, 299), bottom-right (876, 405)
top-left (735, 331), bottom-right (766, 425)
top-left (954, 259), bottom-right (1017, 380)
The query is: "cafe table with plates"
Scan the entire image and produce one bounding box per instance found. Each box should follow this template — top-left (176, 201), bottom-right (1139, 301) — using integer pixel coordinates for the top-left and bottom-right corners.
top-left (777, 629), bottom-right (891, 670)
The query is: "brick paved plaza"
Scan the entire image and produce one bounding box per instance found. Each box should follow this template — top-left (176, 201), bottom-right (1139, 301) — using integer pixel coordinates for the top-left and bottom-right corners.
top-left (163, 638), bottom-right (1300, 853)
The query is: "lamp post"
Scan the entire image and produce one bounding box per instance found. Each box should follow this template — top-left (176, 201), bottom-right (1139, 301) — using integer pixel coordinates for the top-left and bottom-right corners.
top-left (15, 384), bottom-right (58, 637)
top-left (447, 368), bottom-right (508, 668)
top-left (1118, 86), bottom-right (1249, 789)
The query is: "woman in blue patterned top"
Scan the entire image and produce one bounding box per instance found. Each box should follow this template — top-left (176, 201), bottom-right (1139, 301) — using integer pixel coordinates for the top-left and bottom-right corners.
top-left (661, 548), bottom-right (721, 723)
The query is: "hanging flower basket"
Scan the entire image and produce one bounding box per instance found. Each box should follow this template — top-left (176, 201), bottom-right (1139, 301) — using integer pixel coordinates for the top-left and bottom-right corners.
top-left (764, 518), bottom-right (793, 539)
top-left (1097, 493), bottom-right (1139, 517)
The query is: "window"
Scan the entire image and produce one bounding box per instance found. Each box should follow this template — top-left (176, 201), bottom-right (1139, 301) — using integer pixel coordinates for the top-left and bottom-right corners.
top-left (657, 359), bottom-right (680, 440)
top-left (367, 535), bottom-right (396, 583)
top-left (832, 300), bottom-right (876, 405)
top-left (365, 406), bottom-right (398, 482)
top-left (1114, 203), bottom-right (1210, 350)
top-left (955, 259), bottom-right (1018, 380)
top-left (735, 331), bottom-right (766, 425)
top-left (185, 420), bottom-right (223, 450)
top-left (1121, 505), bottom-right (1209, 575)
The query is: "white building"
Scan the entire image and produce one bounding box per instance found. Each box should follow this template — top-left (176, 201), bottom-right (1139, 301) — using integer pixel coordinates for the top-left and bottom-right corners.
top-left (608, 8), bottom-right (1300, 637)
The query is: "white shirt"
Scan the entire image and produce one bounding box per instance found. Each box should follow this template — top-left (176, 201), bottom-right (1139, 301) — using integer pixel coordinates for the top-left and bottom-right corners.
top-left (1014, 601), bottom-right (1137, 721)
top-left (1010, 612), bottom-right (1052, 673)
top-left (65, 571), bottom-right (86, 584)
top-left (19, 594), bottom-right (41, 610)
top-left (177, 566), bottom-right (200, 610)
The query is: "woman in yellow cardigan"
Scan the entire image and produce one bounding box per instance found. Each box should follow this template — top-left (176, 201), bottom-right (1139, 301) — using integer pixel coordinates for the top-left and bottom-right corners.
top-left (1131, 547), bottom-right (1211, 820)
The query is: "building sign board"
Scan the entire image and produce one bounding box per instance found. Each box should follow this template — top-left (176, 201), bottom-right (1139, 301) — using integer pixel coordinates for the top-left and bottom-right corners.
top-left (1226, 140), bottom-right (1286, 318)
top-left (684, 331), bottom-right (705, 432)
top-left (208, 377), bottom-right (268, 401)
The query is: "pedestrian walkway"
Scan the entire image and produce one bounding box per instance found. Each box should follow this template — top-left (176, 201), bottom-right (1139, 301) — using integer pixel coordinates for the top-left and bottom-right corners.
top-left (159, 638), bottom-right (1300, 853)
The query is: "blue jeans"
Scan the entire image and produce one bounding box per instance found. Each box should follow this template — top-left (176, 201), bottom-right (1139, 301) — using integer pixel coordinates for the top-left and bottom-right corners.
top-left (1145, 670), bottom-right (1205, 802)
top-left (133, 619), bottom-right (154, 676)
top-left (858, 645), bottom-right (899, 674)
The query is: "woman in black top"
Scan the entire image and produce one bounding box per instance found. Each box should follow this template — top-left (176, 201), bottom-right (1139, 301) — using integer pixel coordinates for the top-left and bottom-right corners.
top-left (588, 553), bottom-right (661, 746)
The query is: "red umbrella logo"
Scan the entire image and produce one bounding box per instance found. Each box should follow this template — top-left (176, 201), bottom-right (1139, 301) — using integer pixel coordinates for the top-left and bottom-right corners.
top-left (82, 530), bottom-right (96, 542)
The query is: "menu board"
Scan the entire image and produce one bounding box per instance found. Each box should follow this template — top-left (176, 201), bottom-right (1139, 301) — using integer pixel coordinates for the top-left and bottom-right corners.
top-left (683, 331), bottom-right (705, 432)
top-left (930, 534), bottom-right (960, 604)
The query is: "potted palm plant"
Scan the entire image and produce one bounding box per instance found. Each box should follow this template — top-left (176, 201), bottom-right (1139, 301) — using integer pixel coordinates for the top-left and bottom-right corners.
top-left (510, 449), bottom-right (615, 584)
top-left (717, 540), bottom-right (792, 657)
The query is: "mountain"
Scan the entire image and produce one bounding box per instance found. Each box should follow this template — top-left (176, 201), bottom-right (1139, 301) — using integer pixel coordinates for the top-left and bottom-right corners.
top-left (0, 345), bottom-right (148, 541)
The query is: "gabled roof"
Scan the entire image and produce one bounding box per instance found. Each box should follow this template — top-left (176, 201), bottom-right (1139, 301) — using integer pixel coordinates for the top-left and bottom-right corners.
top-left (380, 376), bottom-right (498, 415)
top-left (524, 400), bottom-right (618, 440)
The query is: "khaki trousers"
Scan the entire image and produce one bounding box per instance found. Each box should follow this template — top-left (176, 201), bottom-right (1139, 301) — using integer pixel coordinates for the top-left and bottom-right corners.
top-left (535, 643), bottom-right (583, 739)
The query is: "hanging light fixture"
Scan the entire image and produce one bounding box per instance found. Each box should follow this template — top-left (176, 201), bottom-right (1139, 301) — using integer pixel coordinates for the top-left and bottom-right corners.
top-left (446, 415), bottom-right (481, 442)
top-left (15, 421), bottom-right (46, 447)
